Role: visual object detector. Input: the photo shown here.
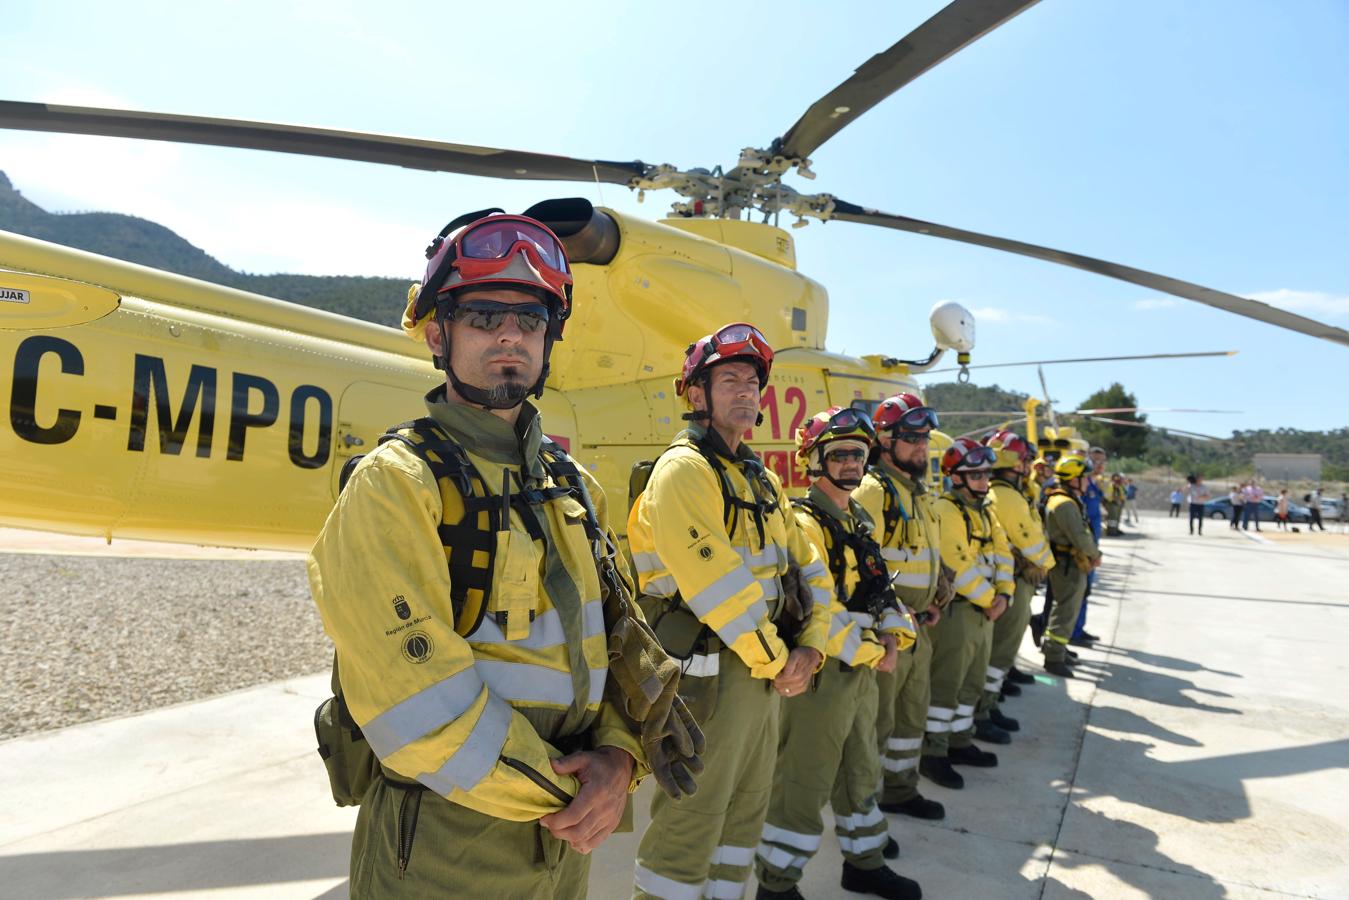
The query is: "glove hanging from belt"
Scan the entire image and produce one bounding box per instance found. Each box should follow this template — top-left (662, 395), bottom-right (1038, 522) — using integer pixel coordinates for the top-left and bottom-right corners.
top-left (776, 556), bottom-right (816, 649)
top-left (1014, 551), bottom-right (1049, 587)
top-left (598, 556), bottom-right (706, 800)
top-left (934, 563), bottom-right (958, 608)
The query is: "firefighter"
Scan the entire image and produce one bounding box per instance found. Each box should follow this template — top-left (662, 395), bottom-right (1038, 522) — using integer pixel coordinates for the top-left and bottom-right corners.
top-left (1042, 455), bottom-right (1102, 677)
top-left (629, 323), bottom-right (834, 900)
top-left (854, 393), bottom-right (947, 820)
top-left (921, 438), bottom-right (1014, 789)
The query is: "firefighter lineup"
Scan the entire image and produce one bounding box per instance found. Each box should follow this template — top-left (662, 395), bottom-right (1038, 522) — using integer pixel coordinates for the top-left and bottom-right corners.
top-left (308, 213), bottom-right (1104, 900)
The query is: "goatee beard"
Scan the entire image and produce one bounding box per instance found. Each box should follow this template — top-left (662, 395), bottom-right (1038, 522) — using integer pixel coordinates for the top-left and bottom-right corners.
top-left (485, 378), bottom-right (530, 406)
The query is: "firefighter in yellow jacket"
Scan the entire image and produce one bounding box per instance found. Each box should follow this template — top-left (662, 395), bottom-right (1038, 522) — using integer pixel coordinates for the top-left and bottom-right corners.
top-left (975, 430), bottom-right (1055, 743)
top-left (921, 438), bottom-right (1015, 789)
top-left (309, 213), bottom-right (674, 898)
top-left (755, 407), bottom-right (922, 900)
top-left (1042, 455), bottom-right (1102, 677)
top-left (629, 323), bottom-right (833, 900)
top-left (854, 393), bottom-right (947, 821)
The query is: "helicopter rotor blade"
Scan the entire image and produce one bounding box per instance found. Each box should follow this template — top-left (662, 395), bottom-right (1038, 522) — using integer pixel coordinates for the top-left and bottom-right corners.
top-left (775, 0), bottom-right (1040, 161)
top-left (0, 100), bottom-right (650, 185)
top-left (831, 202), bottom-right (1349, 348)
top-left (1068, 406), bottom-right (1241, 415)
top-left (1084, 415), bottom-right (1232, 443)
top-left (1038, 365), bottom-right (1057, 429)
top-left (926, 349), bottom-right (1237, 374)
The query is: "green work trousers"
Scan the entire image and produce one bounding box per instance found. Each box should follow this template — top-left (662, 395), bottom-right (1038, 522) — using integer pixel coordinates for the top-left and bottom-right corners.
top-left (924, 600), bottom-right (992, 757)
top-left (1044, 561), bottom-right (1087, 663)
top-left (756, 660), bottom-right (887, 891)
top-left (977, 575), bottom-right (1036, 720)
top-left (350, 773), bottom-right (588, 899)
top-left (635, 648), bottom-right (780, 899)
top-left (875, 624), bottom-right (932, 803)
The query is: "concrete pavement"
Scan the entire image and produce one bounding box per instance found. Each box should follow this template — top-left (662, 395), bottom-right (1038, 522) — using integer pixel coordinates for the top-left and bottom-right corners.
top-left (1, 510), bottom-right (1346, 898)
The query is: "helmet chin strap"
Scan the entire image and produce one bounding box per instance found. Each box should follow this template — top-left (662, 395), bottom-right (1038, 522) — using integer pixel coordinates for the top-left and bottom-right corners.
top-left (825, 474), bottom-right (863, 491)
top-left (435, 304), bottom-right (555, 411)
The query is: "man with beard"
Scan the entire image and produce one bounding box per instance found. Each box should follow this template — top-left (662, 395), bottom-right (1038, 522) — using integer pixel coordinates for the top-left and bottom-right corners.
top-left (308, 212), bottom-right (687, 898)
top-left (629, 324), bottom-right (834, 900)
top-left (854, 393), bottom-right (948, 816)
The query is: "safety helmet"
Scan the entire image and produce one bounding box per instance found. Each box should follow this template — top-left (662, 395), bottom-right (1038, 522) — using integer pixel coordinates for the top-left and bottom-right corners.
top-left (796, 406), bottom-right (876, 463)
top-left (983, 429), bottom-right (1032, 468)
top-left (403, 210), bottom-right (573, 343)
top-left (941, 437), bottom-right (997, 476)
top-left (872, 393), bottom-right (939, 433)
top-left (675, 323), bottom-right (774, 396)
top-left (1054, 455), bottom-right (1089, 480)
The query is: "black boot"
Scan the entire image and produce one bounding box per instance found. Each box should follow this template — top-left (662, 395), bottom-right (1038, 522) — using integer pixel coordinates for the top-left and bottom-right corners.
top-left (1029, 613), bottom-right (1046, 647)
top-left (948, 744), bottom-right (998, 767)
top-left (973, 719), bottom-right (1011, 745)
top-left (756, 885), bottom-right (804, 900)
top-left (1000, 680), bottom-right (1022, 698)
top-left (989, 707), bottom-right (1020, 732)
top-left (1044, 660), bottom-right (1075, 678)
top-left (1008, 666), bottom-right (1035, 685)
top-left (840, 862), bottom-right (923, 900)
top-left (1067, 648), bottom-right (1080, 660)
top-left (883, 835), bottom-right (900, 859)
top-left (1068, 635), bottom-right (1096, 648)
top-left (878, 794), bottom-right (945, 820)
top-left (918, 755), bottom-right (964, 789)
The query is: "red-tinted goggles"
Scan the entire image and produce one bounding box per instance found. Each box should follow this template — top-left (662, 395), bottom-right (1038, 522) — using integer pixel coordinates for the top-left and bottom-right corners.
top-left (709, 323), bottom-right (773, 362)
top-left (458, 217), bottom-right (569, 272)
top-left (890, 406), bottom-right (939, 431)
top-left (958, 446), bottom-right (998, 469)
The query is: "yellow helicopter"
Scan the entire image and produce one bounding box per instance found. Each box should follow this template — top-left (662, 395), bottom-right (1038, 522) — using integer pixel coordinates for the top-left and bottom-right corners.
top-left (3, 0), bottom-right (1346, 552)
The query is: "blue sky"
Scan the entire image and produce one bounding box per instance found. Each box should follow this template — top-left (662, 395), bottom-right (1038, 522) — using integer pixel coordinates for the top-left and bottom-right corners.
top-left (4, 0), bottom-right (1347, 435)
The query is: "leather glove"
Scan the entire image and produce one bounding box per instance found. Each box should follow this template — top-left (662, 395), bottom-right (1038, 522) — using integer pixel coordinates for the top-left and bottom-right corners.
top-left (935, 563), bottom-right (957, 608)
top-left (776, 559), bottom-right (814, 649)
top-left (1024, 563), bottom-right (1049, 587)
top-left (643, 698), bottom-right (706, 800)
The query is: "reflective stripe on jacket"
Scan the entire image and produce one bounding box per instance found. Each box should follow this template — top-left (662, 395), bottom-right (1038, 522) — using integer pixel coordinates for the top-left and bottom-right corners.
top-left (628, 430), bottom-right (831, 678)
top-left (935, 493), bottom-right (1015, 608)
top-left (853, 466), bottom-right (940, 612)
top-left (989, 479), bottom-right (1056, 572)
top-left (308, 397), bottom-right (644, 822)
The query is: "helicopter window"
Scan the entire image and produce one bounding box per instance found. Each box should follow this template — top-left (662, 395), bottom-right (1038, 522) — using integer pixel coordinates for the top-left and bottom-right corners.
top-left (791, 307), bottom-right (807, 331)
top-left (850, 399), bottom-right (881, 417)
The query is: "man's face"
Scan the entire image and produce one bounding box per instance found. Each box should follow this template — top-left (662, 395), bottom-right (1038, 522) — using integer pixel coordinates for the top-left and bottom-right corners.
top-left (691, 360), bottom-right (762, 434)
top-left (959, 469), bottom-right (992, 498)
top-left (823, 444), bottom-right (867, 488)
top-left (1090, 450), bottom-right (1107, 475)
top-left (882, 426), bottom-right (931, 478)
top-left (426, 287), bottom-right (548, 405)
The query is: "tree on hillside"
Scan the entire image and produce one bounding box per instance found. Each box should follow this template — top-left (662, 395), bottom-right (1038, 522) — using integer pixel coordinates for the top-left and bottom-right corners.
top-left (1075, 383), bottom-right (1147, 457)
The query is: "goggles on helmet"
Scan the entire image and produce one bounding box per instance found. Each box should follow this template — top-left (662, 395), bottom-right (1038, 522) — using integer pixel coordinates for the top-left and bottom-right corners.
top-left (448, 299), bottom-right (551, 334)
top-left (874, 393), bottom-right (940, 433)
top-left (942, 438), bottom-right (997, 476)
top-left (797, 406), bottom-right (876, 460)
top-left (677, 322), bottom-right (775, 395)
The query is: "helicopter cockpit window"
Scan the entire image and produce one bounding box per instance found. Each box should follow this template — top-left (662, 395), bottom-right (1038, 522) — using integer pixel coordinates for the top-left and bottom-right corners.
top-left (850, 399), bottom-right (881, 417)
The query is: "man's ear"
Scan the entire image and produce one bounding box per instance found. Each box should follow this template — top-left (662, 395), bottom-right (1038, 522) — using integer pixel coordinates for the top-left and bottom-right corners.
top-left (425, 318), bottom-right (446, 357)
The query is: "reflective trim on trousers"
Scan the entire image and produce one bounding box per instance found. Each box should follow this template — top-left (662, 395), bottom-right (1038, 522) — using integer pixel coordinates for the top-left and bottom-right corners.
top-left (634, 865), bottom-right (703, 900)
top-left (685, 566), bottom-right (757, 619)
top-left (467, 600), bottom-right (605, 650)
top-left (703, 878), bottom-right (747, 899)
top-left (476, 660), bottom-right (607, 708)
top-left (761, 823), bottom-right (822, 852)
top-left (926, 705), bottom-right (954, 733)
top-left (756, 842), bottom-right (810, 874)
top-left (681, 651), bottom-right (720, 678)
top-left (418, 693), bottom-right (512, 794)
top-left (951, 702), bottom-right (975, 732)
top-left (837, 831), bottom-right (890, 854)
top-left (834, 806), bottom-right (884, 833)
top-left (883, 755), bottom-right (920, 772)
top-left (985, 664), bottom-right (1007, 691)
top-left (362, 666), bottom-right (486, 758)
top-left (708, 844), bottom-right (756, 867)
top-left (886, 736), bottom-right (923, 752)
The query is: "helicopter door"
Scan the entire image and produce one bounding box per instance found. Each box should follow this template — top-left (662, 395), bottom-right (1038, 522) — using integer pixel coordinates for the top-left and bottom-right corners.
top-left (331, 381), bottom-right (429, 499)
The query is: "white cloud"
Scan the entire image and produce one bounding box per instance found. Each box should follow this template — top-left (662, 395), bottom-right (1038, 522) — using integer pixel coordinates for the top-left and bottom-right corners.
top-left (1248, 289), bottom-right (1349, 320)
top-left (1132, 297), bottom-right (1177, 310)
top-left (968, 305), bottom-right (1056, 326)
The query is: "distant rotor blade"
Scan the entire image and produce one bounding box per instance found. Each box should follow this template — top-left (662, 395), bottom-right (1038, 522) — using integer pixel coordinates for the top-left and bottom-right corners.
top-left (926, 349), bottom-right (1238, 374)
top-left (831, 202), bottom-right (1349, 348)
top-left (0, 100), bottom-right (650, 185)
top-left (1085, 415), bottom-right (1231, 443)
top-left (776, 0), bottom-right (1040, 160)
top-left (1069, 407), bottom-right (1241, 415)
top-left (1038, 365), bottom-right (1057, 429)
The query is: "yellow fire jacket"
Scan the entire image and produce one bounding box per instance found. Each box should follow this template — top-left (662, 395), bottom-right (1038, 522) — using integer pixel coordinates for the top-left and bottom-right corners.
top-left (988, 477), bottom-right (1056, 572)
top-left (308, 397), bottom-right (645, 823)
top-left (628, 426), bottom-right (832, 679)
top-left (853, 464), bottom-right (941, 613)
top-left (1045, 489), bottom-right (1102, 567)
top-left (935, 491), bottom-right (1015, 608)
top-left (792, 485), bottom-right (917, 666)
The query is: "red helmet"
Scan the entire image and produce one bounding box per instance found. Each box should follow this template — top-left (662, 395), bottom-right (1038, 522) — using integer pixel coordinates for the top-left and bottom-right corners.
top-left (941, 437), bottom-right (997, 476)
top-left (796, 406), bottom-right (876, 461)
top-left (675, 322), bottom-right (774, 396)
top-left (872, 393), bottom-right (939, 432)
top-left (411, 211), bottom-right (573, 336)
top-left (983, 429), bottom-right (1032, 468)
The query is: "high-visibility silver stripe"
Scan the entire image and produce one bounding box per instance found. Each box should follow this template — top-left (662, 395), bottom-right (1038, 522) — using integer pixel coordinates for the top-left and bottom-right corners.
top-left (994, 553), bottom-right (1014, 568)
top-left (838, 831), bottom-right (890, 854)
top-left (847, 610), bottom-right (875, 627)
top-left (878, 609), bottom-right (916, 635)
top-left (956, 703), bottom-right (975, 715)
top-left (799, 558), bottom-right (828, 581)
top-left (1022, 540), bottom-right (1046, 557)
top-left (468, 601), bottom-right (605, 650)
top-left (703, 878), bottom-right (747, 899)
top-left (925, 719), bottom-right (951, 733)
top-left (642, 574), bottom-right (679, 597)
top-left (951, 568), bottom-right (978, 589)
top-left (951, 716), bottom-right (974, 732)
top-left (890, 571), bottom-right (933, 588)
top-left (686, 566), bottom-right (756, 618)
top-left (362, 667), bottom-right (485, 758)
top-left (887, 736), bottom-right (923, 751)
top-left (834, 623), bottom-right (865, 665)
top-left (708, 844), bottom-right (755, 867)
top-left (809, 583), bottom-right (832, 609)
top-left (756, 843), bottom-right (810, 873)
top-left (713, 599), bottom-right (770, 647)
top-left (976, 564), bottom-right (995, 580)
top-left (681, 652), bottom-right (720, 678)
top-left (927, 705), bottom-right (954, 720)
top-left (477, 660), bottom-right (607, 708)
top-left (737, 545), bottom-right (787, 570)
top-left (960, 575), bottom-right (994, 600)
top-left (632, 550), bottom-right (663, 573)
top-left (835, 806), bottom-right (885, 832)
top-left (880, 546), bottom-right (936, 562)
top-left (883, 755), bottom-right (920, 772)
top-left (761, 822), bottom-right (822, 852)
top-left (633, 865), bottom-right (703, 900)
top-left (418, 693), bottom-right (512, 794)
top-left (756, 577), bottom-right (781, 601)
top-left (984, 675), bottom-right (1003, 690)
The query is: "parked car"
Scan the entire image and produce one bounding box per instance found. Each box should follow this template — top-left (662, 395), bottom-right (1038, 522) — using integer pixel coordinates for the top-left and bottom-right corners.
top-left (1205, 497), bottom-right (1310, 523)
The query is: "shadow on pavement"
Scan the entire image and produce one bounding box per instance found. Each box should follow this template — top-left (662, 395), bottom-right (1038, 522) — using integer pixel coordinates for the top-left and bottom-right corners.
top-left (1107, 647), bottom-right (1242, 678)
top-left (1088, 661), bottom-right (1242, 716)
top-left (1088, 705), bottom-right (1204, 748)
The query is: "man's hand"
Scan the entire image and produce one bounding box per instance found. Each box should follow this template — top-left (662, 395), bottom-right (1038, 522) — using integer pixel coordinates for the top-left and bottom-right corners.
top-left (877, 634), bottom-right (898, 673)
top-left (540, 747), bottom-right (635, 854)
top-left (923, 605), bottom-right (942, 627)
top-left (773, 646), bottom-right (821, 697)
top-left (986, 594), bottom-right (1009, 622)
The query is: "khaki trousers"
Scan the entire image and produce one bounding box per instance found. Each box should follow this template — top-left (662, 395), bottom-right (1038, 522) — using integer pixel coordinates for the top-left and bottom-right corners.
top-left (924, 601), bottom-right (993, 756)
top-left (977, 575), bottom-right (1036, 720)
top-left (875, 624), bottom-right (932, 802)
top-left (1044, 561), bottom-right (1087, 663)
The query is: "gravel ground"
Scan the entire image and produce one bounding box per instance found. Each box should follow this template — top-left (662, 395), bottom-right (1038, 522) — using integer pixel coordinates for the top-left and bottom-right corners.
top-left (0, 553), bottom-right (331, 740)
